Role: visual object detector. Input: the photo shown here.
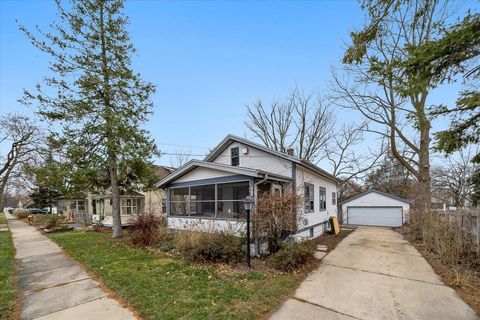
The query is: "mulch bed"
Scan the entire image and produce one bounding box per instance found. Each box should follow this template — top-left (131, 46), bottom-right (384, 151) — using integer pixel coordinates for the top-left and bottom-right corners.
top-left (399, 226), bottom-right (480, 316)
top-left (309, 228), bottom-right (353, 252)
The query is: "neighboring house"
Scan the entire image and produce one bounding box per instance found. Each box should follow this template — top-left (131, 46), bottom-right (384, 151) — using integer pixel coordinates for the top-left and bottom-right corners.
top-left (431, 194), bottom-right (453, 210)
top-left (340, 189), bottom-right (411, 227)
top-left (57, 165), bottom-right (174, 226)
top-left (156, 135), bottom-right (338, 244)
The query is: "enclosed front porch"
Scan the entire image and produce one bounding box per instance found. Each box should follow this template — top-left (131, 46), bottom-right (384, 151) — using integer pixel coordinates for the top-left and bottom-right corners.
top-left (90, 192), bottom-right (144, 227)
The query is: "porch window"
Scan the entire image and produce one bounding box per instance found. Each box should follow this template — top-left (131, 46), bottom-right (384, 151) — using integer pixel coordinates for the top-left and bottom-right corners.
top-left (231, 147), bottom-right (240, 166)
top-left (217, 181), bottom-right (249, 219)
top-left (121, 198), bottom-right (142, 215)
top-left (304, 183), bottom-right (314, 213)
top-left (169, 181), bottom-right (250, 219)
top-left (69, 200), bottom-right (86, 213)
top-left (170, 187), bottom-right (189, 216)
top-left (190, 184), bottom-right (215, 217)
top-left (332, 192), bottom-right (336, 205)
top-left (319, 187), bottom-right (326, 211)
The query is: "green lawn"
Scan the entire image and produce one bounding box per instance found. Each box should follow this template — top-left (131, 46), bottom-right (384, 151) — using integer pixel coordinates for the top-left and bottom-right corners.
top-left (0, 213), bottom-right (16, 319)
top-left (49, 231), bottom-right (308, 320)
top-left (0, 212), bottom-right (7, 225)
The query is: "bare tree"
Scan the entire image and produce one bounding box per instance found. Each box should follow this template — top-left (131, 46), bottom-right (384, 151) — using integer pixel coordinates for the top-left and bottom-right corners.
top-left (332, 0), bottom-right (454, 212)
top-left (431, 147), bottom-right (478, 207)
top-left (0, 114), bottom-right (42, 209)
top-left (169, 150), bottom-right (192, 168)
top-left (246, 87), bottom-right (335, 162)
top-left (325, 122), bottom-right (383, 183)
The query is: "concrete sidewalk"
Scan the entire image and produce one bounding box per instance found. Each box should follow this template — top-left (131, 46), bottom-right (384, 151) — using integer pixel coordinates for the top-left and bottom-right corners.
top-left (6, 213), bottom-right (136, 320)
top-left (270, 227), bottom-right (478, 320)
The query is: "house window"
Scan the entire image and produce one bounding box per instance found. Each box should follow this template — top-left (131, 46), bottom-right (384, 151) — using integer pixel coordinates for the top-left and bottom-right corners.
top-left (304, 183), bottom-right (314, 213)
top-left (69, 200), bottom-right (86, 213)
top-left (319, 187), bottom-right (326, 211)
top-left (92, 200), bottom-right (97, 215)
top-left (332, 192), bottom-right (336, 205)
top-left (231, 147), bottom-right (240, 166)
top-left (121, 198), bottom-right (141, 215)
top-left (161, 197), bottom-right (166, 214)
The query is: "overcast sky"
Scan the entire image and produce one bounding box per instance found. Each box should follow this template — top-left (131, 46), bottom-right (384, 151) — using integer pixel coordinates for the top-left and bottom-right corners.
top-left (1, 0), bottom-right (478, 169)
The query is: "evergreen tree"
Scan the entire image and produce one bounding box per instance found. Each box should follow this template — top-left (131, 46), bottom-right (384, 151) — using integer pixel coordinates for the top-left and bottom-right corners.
top-left (29, 187), bottom-right (62, 214)
top-left (20, 0), bottom-right (158, 237)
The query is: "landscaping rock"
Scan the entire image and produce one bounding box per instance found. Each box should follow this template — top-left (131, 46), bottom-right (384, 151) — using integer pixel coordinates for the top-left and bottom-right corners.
top-left (316, 245), bottom-right (328, 252)
top-left (314, 251), bottom-right (327, 260)
top-left (43, 226), bottom-right (74, 233)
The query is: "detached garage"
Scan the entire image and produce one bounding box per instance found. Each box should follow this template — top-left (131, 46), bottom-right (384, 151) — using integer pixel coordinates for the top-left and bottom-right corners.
top-left (341, 190), bottom-right (411, 227)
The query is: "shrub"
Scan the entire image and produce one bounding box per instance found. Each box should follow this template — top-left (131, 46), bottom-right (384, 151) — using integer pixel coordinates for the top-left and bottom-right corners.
top-left (407, 211), bottom-right (479, 268)
top-left (174, 231), bottom-right (244, 263)
top-left (45, 215), bottom-right (62, 229)
top-left (129, 213), bottom-right (163, 247)
top-left (14, 211), bottom-right (30, 219)
top-left (255, 191), bottom-right (301, 254)
top-left (267, 242), bottom-right (315, 272)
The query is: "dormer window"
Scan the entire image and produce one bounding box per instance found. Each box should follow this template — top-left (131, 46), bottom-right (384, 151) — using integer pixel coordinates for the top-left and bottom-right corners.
top-left (231, 147), bottom-right (239, 166)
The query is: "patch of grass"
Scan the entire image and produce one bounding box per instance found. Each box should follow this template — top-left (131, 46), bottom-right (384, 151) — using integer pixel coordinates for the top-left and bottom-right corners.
top-left (49, 231), bottom-right (309, 320)
top-left (0, 212), bottom-right (7, 225)
top-left (0, 226), bottom-right (16, 319)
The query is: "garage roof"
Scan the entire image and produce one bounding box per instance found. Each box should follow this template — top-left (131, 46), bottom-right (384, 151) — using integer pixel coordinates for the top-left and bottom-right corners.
top-left (340, 189), bottom-right (411, 205)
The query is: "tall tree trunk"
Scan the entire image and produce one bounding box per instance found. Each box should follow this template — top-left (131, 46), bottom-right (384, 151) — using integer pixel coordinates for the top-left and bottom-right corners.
top-left (0, 158), bottom-right (17, 211)
top-left (99, 2), bottom-right (122, 237)
top-left (109, 157), bottom-right (122, 238)
top-left (418, 119), bottom-right (431, 213)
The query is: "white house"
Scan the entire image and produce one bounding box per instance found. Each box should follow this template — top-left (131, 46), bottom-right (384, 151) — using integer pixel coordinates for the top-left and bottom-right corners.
top-left (156, 135), bottom-right (338, 242)
top-left (340, 189), bottom-right (411, 227)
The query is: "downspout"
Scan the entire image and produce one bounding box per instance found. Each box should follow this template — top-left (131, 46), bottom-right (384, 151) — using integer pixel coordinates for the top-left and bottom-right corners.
top-left (254, 173), bottom-right (268, 256)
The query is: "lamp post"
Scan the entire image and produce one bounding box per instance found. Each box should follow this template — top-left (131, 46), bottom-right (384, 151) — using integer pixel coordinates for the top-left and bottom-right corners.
top-left (243, 195), bottom-right (255, 268)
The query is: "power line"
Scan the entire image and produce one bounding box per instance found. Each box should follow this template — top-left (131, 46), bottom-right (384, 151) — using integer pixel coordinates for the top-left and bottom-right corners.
top-left (156, 142), bottom-right (211, 149)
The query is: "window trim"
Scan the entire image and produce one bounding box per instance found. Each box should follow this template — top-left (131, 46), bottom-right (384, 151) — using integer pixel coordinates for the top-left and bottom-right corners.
top-left (304, 183), bottom-right (314, 213)
top-left (319, 186), bottom-right (326, 211)
top-left (120, 197), bottom-right (142, 215)
top-left (231, 147), bottom-right (240, 166)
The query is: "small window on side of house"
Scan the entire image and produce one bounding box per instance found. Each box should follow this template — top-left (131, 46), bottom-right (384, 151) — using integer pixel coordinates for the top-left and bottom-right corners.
top-left (231, 147), bottom-right (240, 166)
top-left (332, 192), bottom-right (336, 205)
top-left (304, 183), bottom-right (314, 213)
top-left (319, 187), bottom-right (326, 211)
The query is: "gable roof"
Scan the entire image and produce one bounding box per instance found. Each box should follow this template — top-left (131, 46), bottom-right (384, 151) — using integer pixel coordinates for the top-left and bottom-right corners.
top-left (155, 159), bottom-right (292, 188)
top-left (340, 189), bottom-right (412, 205)
top-left (154, 165), bottom-right (175, 180)
top-left (204, 134), bottom-right (338, 183)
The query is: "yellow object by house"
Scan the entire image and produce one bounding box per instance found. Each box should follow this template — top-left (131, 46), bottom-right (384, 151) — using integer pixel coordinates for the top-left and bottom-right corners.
top-left (330, 216), bottom-right (340, 235)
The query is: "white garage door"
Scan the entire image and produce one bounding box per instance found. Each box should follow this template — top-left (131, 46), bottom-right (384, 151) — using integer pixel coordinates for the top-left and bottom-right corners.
top-left (347, 207), bottom-right (403, 227)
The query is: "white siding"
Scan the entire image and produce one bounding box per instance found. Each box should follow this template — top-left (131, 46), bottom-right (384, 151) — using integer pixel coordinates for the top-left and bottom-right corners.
top-left (341, 192), bottom-right (410, 223)
top-left (167, 217), bottom-right (246, 236)
top-left (295, 165), bottom-right (337, 240)
top-left (175, 167), bottom-right (235, 183)
top-left (212, 142), bottom-right (292, 177)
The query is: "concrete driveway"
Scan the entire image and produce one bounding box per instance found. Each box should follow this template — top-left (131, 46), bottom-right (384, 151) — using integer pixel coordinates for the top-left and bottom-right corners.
top-left (270, 227), bottom-right (478, 320)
